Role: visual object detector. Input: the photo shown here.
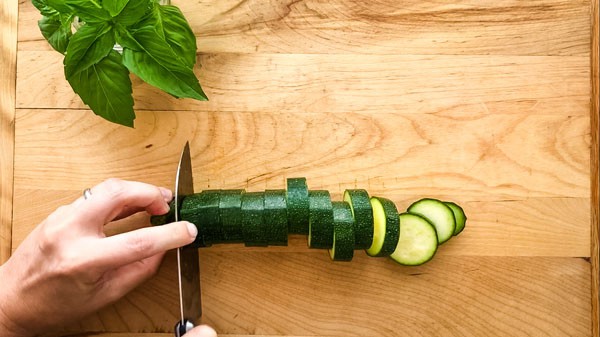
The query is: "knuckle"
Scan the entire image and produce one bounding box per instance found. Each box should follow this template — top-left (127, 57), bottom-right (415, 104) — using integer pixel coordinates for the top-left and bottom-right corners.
top-left (38, 208), bottom-right (72, 252)
top-left (125, 234), bottom-right (154, 255)
top-left (52, 248), bottom-right (88, 277)
top-left (102, 178), bottom-right (127, 198)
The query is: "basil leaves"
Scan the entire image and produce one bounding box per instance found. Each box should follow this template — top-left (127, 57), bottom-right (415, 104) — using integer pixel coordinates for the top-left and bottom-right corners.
top-left (32, 0), bottom-right (207, 127)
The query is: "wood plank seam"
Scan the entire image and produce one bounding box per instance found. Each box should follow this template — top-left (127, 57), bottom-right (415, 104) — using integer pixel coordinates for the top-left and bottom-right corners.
top-left (590, 0), bottom-right (599, 336)
top-left (0, 0), bottom-right (18, 264)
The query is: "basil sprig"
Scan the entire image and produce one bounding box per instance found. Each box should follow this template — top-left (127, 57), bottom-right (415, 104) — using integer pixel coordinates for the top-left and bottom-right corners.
top-left (32, 0), bottom-right (207, 127)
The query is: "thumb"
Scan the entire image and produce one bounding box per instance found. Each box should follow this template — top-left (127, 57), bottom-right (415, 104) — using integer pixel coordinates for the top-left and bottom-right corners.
top-left (186, 325), bottom-right (217, 337)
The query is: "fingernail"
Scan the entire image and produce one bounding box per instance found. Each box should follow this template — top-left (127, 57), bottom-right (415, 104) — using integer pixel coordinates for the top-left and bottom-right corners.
top-left (186, 222), bottom-right (198, 238)
top-left (159, 187), bottom-right (172, 202)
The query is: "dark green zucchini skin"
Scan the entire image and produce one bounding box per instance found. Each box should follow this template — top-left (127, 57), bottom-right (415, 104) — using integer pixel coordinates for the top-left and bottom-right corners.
top-left (330, 201), bottom-right (355, 261)
top-left (286, 178), bottom-right (310, 234)
top-left (241, 192), bottom-right (268, 247)
top-left (343, 189), bottom-right (373, 249)
top-left (219, 189), bottom-right (245, 243)
top-left (264, 189), bottom-right (288, 246)
top-left (307, 190), bottom-right (334, 249)
top-left (148, 178), bottom-right (465, 266)
top-left (150, 199), bottom-right (176, 226)
top-left (180, 190), bottom-right (221, 247)
top-left (367, 197), bottom-right (400, 257)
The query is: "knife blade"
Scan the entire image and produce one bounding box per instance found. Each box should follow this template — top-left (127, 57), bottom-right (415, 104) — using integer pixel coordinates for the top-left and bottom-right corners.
top-left (174, 141), bottom-right (202, 336)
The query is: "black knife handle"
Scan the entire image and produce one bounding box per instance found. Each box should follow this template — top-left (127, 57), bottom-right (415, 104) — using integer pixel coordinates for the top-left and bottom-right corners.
top-left (175, 319), bottom-right (194, 337)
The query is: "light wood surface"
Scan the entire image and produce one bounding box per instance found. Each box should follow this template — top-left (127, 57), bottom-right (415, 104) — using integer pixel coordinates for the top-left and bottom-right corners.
top-left (0, 0), bottom-right (17, 264)
top-left (590, 0), bottom-right (599, 334)
top-left (7, 0), bottom-right (600, 336)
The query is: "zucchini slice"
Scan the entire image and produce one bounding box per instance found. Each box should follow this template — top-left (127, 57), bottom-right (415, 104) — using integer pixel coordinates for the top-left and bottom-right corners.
top-left (264, 189), bottom-right (288, 246)
top-left (286, 178), bottom-right (310, 234)
top-left (407, 198), bottom-right (455, 244)
top-left (150, 199), bottom-right (176, 226)
top-left (219, 189), bottom-right (245, 243)
top-left (329, 201), bottom-right (355, 261)
top-left (343, 189), bottom-right (374, 249)
top-left (365, 197), bottom-right (400, 257)
top-left (180, 190), bottom-right (222, 247)
top-left (241, 192), bottom-right (268, 247)
top-left (390, 213), bottom-right (438, 266)
top-left (445, 201), bottom-right (467, 236)
top-left (307, 190), bottom-right (334, 249)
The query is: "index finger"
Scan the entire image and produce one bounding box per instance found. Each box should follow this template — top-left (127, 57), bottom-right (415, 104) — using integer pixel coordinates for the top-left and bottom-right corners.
top-left (75, 178), bottom-right (172, 226)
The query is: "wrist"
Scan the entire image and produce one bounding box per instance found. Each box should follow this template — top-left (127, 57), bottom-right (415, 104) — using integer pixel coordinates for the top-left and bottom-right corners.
top-left (0, 266), bottom-right (30, 337)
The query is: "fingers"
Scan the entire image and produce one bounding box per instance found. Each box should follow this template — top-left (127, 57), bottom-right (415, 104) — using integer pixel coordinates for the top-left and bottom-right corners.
top-left (75, 179), bottom-right (173, 226)
top-left (100, 253), bottom-right (165, 304)
top-left (85, 221), bottom-right (197, 270)
top-left (186, 325), bottom-right (218, 337)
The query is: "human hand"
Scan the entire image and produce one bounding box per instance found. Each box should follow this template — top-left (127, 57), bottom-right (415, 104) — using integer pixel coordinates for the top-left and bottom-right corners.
top-left (0, 179), bottom-right (200, 337)
top-left (186, 325), bottom-right (218, 337)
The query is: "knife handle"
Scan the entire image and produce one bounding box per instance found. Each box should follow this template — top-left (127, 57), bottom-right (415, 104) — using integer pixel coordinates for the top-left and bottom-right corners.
top-left (174, 319), bottom-right (194, 337)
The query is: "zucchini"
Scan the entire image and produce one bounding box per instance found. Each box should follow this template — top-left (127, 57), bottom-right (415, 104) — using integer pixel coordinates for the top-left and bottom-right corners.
top-left (219, 189), bottom-right (245, 243)
top-left (407, 198), bottom-right (455, 244)
top-left (241, 192), bottom-right (268, 247)
top-left (307, 190), bottom-right (334, 249)
top-left (390, 213), bottom-right (438, 266)
top-left (366, 197), bottom-right (400, 257)
top-left (445, 201), bottom-right (466, 236)
top-left (286, 178), bottom-right (310, 234)
top-left (264, 189), bottom-right (288, 246)
top-left (343, 189), bottom-right (374, 249)
top-left (150, 199), bottom-right (176, 226)
top-left (329, 201), bottom-right (355, 261)
top-left (149, 176), bottom-right (466, 266)
top-left (180, 190), bottom-right (222, 247)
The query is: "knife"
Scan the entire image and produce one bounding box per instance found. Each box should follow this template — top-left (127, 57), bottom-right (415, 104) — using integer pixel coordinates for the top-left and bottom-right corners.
top-left (173, 141), bottom-right (202, 336)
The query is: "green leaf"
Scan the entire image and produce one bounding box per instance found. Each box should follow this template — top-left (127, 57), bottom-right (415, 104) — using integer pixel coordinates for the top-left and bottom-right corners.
top-left (67, 50), bottom-right (135, 127)
top-left (64, 23), bottom-right (115, 78)
top-left (102, 0), bottom-right (129, 17)
top-left (156, 5), bottom-right (197, 68)
top-left (119, 26), bottom-right (207, 100)
top-left (45, 0), bottom-right (74, 14)
top-left (32, 0), bottom-right (59, 17)
top-left (38, 16), bottom-right (72, 54)
top-left (114, 0), bottom-right (152, 26)
top-left (52, 0), bottom-right (112, 23)
top-left (131, 3), bottom-right (196, 68)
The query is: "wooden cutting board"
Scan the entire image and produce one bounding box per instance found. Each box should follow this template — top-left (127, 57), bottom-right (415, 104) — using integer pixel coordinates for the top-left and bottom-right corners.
top-left (1, 0), bottom-right (598, 336)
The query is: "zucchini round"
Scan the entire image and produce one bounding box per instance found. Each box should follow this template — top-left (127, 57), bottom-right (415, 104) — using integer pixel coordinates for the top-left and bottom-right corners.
top-left (365, 197), bottom-right (400, 257)
top-left (390, 213), bottom-right (438, 266)
top-left (445, 201), bottom-right (467, 236)
top-left (264, 189), bottom-right (288, 246)
top-left (286, 178), bottom-right (310, 234)
top-left (408, 198), bottom-right (455, 244)
top-left (219, 189), bottom-right (245, 243)
top-left (329, 201), bottom-right (355, 261)
top-left (180, 190), bottom-right (222, 247)
top-left (307, 190), bottom-right (334, 249)
top-left (241, 192), bottom-right (268, 247)
top-left (343, 189), bottom-right (374, 249)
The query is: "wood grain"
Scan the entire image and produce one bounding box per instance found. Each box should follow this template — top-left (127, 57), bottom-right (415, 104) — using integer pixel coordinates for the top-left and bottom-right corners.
top-left (9, 0), bottom-right (599, 336)
top-left (48, 253), bottom-right (592, 336)
top-left (0, 0), bottom-right (18, 264)
top-left (590, 0), bottom-right (599, 335)
top-left (18, 0), bottom-right (591, 56)
top-left (16, 52), bottom-right (591, 116)
top-left (12, 108), bottom-right (592, 258)
top-left (13, 110), bottom-right (591, 198)
top-left (10, 188), bottom-right (591, 258)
